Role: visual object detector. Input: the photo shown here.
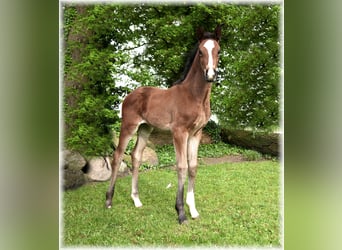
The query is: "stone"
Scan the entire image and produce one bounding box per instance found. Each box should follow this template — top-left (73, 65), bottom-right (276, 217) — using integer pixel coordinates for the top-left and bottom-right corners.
top-left (142, 147), bottom-right (159, 166)
top-left (63, 150), bottom-right (86, 171)
top-left (85, 157), bottom-right (128, 181)
top-left (85, 157), bottom-right (112, 181)
top-left (118, 161), bottom-right (128, 173)
top-left (112, 133), bottom-right (119, 148)
top-left (123, 153), bottom-right (132, 167)
top-left (63, 169), bottom-right (86, 190)
top-left (122, 147), bottom-right (158, 167)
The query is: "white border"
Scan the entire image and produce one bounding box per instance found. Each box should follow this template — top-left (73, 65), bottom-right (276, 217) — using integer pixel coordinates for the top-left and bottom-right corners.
top-left (59, 1), bottom-right (64, 248)
top-left (60, 0), bottom-right (283, 4)
top-left (59, 1), bottom-right (285, 249)
top-left (279, 1), bottom-right (284, 249)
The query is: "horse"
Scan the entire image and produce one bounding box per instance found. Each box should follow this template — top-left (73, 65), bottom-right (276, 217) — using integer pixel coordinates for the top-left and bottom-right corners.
top-left (106, 26), bottom-right (221, 224)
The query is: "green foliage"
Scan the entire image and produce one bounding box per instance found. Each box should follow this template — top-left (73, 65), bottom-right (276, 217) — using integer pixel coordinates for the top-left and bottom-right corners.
top-left (62, 4), bottom-right (281, 156)
top-left (154, 142), bottom-right (268, 167)
top-left (241, 149), bottom-right (263, 161)
top-left (63, 161), bottom-right (280, 246)
top-left (212, 5), bottom-right (281, 130)
top-left (203, 120), bottom-right (222, 143)
top-left (63, 5), bottom-right (130, 156)
top-left (198, 142), bottom-right (240, 158)
top-left (155, 144), bottom-right (176, 167)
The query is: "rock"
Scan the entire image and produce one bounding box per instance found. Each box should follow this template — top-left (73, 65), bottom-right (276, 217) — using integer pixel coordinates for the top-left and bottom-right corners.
top-left (118, 161), bottom-right (128, 173)
top-left (149, 129), bottom-right (173, 145)
top-left (122, 147), bottom-right (158, 167)
top-left (142, 147), bottom-right (159, 166)
top-left (63, 169), bottom-right (86, 190)
top-left (62, 150), bottom-right (87, 190)
top-left (63, 150), bottom-right (86, 171)
top-left (85, 157), bottom-right (128, 181)
top-left (220, 128), bottom-right (280, 156)
top-left (200, 132), bottom-right (212, 144)
top-left (149, 128), bottom-right (212, 145)
top-left (84, 157), bottom-right (112, 181)
top-left (123, 154), bottom-right (132, 167)
top-left (112, 133), bottom-right (119, 148)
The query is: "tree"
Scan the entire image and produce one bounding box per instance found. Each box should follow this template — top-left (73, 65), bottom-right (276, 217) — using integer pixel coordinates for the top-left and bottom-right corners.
top-left (63, 5), bottom-right (130, 156)
top-left (212, 5), bottom-right (280, 130)
top-left (117, 4), bottom-right (281, 129)
top-left (62, 4), bottom-right (281, 156)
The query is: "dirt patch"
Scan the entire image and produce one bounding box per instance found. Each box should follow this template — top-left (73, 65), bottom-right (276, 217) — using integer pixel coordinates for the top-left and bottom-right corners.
top-left (200, 155), bottom-right (244, 165)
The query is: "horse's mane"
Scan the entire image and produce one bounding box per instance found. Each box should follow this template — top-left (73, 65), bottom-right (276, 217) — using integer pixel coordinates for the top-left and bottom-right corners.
top-left (172, 43), bottom-right (199, 85)
top-left (172, 31), bottom-right (216, 86)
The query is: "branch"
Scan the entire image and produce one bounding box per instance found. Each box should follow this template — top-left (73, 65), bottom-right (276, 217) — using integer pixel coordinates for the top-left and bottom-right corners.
top-left (121, 42), bottom-right (148, 52)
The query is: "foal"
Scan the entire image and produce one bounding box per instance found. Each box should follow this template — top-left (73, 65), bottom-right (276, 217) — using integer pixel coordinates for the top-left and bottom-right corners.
top-left (106, 26), bottom-right (221, 224)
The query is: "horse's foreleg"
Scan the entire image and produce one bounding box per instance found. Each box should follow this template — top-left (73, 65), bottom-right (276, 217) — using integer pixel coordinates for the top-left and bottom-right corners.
top-left (186, 131), bottom-right (202, 219)
top-left (106, 124), bottom-right (136, 208)
top-left (131, 124), bottom-right (153, 207)
top-left (173, 129), bottom-right (189, 224)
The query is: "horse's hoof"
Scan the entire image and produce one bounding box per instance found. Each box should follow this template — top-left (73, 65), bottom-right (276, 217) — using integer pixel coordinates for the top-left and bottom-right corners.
top-left (179, 219), bottom-right (189, 225)
top-left (105, 200), bottom-right (112, 208)
top-left (192, 215), bottom-right (200, 220)
top-left (191, 213), bottom-right (200, 220)
top-left (190, 212), bottom-right (200, 219)
top-left (131, 195), bottom-right (143, 207)
top-left (135, 203), bottom-right (143, 208)
top-left (178, 215), bottom-right (188, 225)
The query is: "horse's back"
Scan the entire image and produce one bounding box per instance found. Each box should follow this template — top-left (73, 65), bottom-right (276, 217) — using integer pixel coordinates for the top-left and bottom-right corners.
top-left (121, 86), bottom-right (172, 128)
top-left (122, 84), bottom-right (209, 131)
top-left (122, 86), bottom-right (165, 109)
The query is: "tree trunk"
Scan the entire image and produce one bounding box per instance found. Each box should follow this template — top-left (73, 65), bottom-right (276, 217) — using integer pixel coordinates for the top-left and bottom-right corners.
top-left (63, 6), bottom-right (90, 138)
top-left (220, 128), bottom-right (280, 156)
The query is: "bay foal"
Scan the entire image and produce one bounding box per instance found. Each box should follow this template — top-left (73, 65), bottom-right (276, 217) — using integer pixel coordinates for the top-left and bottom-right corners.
top-left (106, 26), bottom-right (221, 224)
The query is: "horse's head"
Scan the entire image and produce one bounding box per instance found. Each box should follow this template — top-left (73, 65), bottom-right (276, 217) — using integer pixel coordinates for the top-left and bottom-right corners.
top-left (197, 25), bottom-right (221, 82)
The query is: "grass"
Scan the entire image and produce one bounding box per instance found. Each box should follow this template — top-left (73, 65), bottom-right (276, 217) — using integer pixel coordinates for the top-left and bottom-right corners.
top-left (124, 135), bottom-right (271, 170)
top-left (153, 142), bottom-right (268, 168)
top-left (62, 160), bottom-right (280, 247)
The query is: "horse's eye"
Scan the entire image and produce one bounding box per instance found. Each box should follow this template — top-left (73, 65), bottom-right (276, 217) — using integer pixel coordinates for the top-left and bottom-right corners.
top-left (218, 50), bottom-right (221, 54)
top-left (199, 50), bottom-right (203, 57)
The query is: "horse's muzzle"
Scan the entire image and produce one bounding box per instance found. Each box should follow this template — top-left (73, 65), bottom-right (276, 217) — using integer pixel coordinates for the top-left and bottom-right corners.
top-left (205, 68), bottom-right (217, 82)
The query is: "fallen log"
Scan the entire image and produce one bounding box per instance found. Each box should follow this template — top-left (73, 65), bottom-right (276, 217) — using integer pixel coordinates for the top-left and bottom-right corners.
top-left (220, 128), bottom-right (280, 156)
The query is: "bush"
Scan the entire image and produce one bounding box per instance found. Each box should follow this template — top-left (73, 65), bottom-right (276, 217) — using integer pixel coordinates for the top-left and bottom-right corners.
top-left (203, 120), bottom-right (222, 143)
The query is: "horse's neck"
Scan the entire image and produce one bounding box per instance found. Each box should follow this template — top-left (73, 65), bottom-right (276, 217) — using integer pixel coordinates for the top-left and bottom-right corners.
top-left (183, 53), bottom-right (212, 103)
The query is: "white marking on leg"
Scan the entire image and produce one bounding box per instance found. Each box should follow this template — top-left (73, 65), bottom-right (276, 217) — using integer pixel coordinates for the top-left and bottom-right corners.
top-left (131, 194), bottom-right (143, 207)
top-left (186, 190), bottom-right (199, 219)
top-left (187, 135), bottom-right (200, 219)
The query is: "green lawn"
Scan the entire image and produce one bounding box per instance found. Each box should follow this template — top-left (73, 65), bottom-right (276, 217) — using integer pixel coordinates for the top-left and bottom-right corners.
top-left (62, 160), bottom-right (281, 247)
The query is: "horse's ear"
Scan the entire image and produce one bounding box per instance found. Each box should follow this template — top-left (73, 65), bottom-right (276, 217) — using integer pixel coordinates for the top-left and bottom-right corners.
top-left (196, 27), bottom-right (205, 41)
top-left (214, 25), bottom-right (222, 41)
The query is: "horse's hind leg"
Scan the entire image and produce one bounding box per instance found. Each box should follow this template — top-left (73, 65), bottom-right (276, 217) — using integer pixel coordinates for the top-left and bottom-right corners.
top-left (173, 128), bottom-right (189, 224)
top-left (105, 122), bottom-right (138, 208)
top-left (186, 130), bottom-right (202, 219)
top-left (131, 123), bottom-right (153, 207)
